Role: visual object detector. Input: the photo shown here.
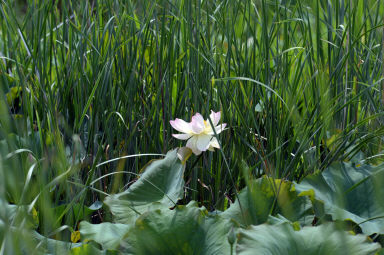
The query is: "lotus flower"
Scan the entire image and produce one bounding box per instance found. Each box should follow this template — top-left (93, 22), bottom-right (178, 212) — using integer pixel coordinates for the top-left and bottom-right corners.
top-left (170, 111), bottom-right (226, 155)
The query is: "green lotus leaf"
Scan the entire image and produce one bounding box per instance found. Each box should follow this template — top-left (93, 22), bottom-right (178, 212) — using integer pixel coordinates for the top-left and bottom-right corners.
top-left (70, 242), bottom-right (108, 255)
top-left (120, 201), bottom-right (235, 255)
top-left (295, 162), bottom-right (384, 234)
top-left (222, 176), bottom-right (313, 227)
top-left (79, 221), bottom-right (131, 250)
top-left (0, 199), bottom-right (80, 254)
top-left (104, 149), bottom-right (185, 224)
top-left (0, 199), bottom-right (38, 229)
top-left (32, 231), bottom-right (83, 254)
top-left (0, 226), bottom-right (82, 255)
top-left (236, 222), bottom-right (381, 255)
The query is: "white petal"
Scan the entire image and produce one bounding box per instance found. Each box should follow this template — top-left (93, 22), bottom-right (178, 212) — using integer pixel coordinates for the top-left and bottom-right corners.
top-left (172, 133), bottom-right (192, 140)
top-left (170, 118), bottom-right (192, 133)
top-left (209, 137), bottom-right (220, 149)
top-left (208, 123), bottom-right (227, 135)
top-left (209, 111), bottom-right (221, 126)
top-left (214, 123), bottom-right (226, 134)
top-left (191, 113), bottom-right (205, 134)
top-left (186, 136), bottom-right (202, 155)
top-left (196, 134), bottom-right (211, 151)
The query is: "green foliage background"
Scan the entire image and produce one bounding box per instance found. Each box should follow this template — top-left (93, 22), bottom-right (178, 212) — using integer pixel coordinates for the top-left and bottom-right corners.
top-left (1, 0), bottom-right (384, 253)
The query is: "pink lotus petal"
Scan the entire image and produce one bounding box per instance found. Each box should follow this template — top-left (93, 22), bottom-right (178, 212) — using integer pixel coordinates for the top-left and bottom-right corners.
top-left (170, 118), bottom-right (192, 133)
top-left (191, 113), bottom-right (205, 134)
top-left (195, 134), bottom-right (211, 151)
top-left (209, 111), bottom-right (221, 126)
top-left (208, 123), bottom-right (227, 135)
top-left (215, 123), bottom-right (227, 134)
top-left (186, 136), bottom-right (202, 155)
top-left (209, 137), bottom-right (220, 149)
top-left (172, 133), bottom-right (192, 140)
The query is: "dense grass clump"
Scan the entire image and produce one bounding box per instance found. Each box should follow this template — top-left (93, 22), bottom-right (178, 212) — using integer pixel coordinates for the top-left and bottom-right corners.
top-left (1, 0), bottom-right (384, 253)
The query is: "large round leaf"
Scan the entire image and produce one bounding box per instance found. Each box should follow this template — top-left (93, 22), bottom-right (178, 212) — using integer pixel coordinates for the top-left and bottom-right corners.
top-left (79, 221), bottom-right (131, 250)
top-left (104, 149), bottom-right (185, 224)
top-left (295, 162), bottom-right (384, 234)
top-left (121, 202), bottom-right (235, 255)
top-left (222, 176), bottom-right (312, 227)
top-left (237, 223), bottom-right (381, 255)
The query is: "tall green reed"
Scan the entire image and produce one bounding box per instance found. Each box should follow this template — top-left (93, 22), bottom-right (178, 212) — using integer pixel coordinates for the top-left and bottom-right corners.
top-left (0, 0), bottom-right (383, 215)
